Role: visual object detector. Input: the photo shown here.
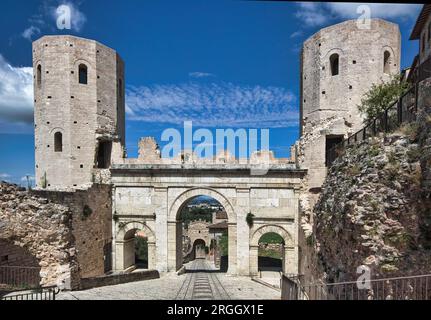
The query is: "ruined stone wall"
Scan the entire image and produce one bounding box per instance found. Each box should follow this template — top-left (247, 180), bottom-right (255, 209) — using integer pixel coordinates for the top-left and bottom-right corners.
top-left (0, 182), bottom-right (78, 289)
top-left (0, 240), bottom-right (40, 268)
top-left (33, 35), bottom-right (125, 190)
top-left (0, 183), bottom-right (112, 289)
top-left (33, 184), bottom-right (112, 279)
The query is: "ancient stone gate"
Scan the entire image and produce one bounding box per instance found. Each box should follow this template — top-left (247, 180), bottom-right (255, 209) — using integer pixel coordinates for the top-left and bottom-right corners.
top-left (110, 154), bottom-right (305, 276)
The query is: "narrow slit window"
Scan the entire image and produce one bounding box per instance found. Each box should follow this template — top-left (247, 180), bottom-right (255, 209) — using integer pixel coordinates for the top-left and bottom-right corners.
top-left (79, 64), bottom-right (88, 84)
top-left (383, 51), bottom-right (391, 74)
top-left (330, 54), bottom-right (339, 76)
top-left (37, 65), bottom-right (42, 88)
top-left (54, 132), bottom-right (63, 152)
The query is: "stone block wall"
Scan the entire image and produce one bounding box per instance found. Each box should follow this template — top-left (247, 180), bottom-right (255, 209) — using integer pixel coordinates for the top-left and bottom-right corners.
top-left (33, 184), bottom-right (112, 280)
top-left (1, 182), bottom-right (112, 290)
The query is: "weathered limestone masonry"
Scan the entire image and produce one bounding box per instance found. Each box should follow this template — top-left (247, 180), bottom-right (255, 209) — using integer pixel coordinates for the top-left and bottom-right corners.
top-left (111, 138), bottom-right (306, 277)
top-left (0, 182), bottom-right (111, 289)
top-left (32, 184), bottom-right (112, 281)
top-left (33, 35), bottom-right (125, 189)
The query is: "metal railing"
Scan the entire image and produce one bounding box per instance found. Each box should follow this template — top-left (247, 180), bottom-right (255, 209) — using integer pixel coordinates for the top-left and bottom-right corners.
top-left (0, 266), bottom-right (41, 291)
top-left (1, 286), bottom-right (59, 301)
top-left (283, 274), bottom-right (431, 300)
top-left (281, 274), bottom-right (306, 300)
top-left (326, 84), bottom-right (418, 167)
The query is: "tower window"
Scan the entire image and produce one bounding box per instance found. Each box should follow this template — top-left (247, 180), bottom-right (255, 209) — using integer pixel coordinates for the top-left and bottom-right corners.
top-left (78, 64), bottom-right (88, 84)
top-left (330, 54), bottom-right (339, 76)
top-left (383, 51), bottom-right (391, 74)
top-left (54, 132), bottom-right (63, 152)
top-left (37, 65), bottom-right (42, 88)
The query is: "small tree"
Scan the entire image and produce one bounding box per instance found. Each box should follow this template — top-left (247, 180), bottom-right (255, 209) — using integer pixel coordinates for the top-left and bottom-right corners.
top-left (358, 74), bottom-right (409, 121)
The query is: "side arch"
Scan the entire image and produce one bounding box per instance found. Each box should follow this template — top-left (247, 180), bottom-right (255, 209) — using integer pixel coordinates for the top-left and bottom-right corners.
top-left (250, 224), bottom-right (294, 248)
top-left (249, 225), bottom-right (296, 276)
top-left (116, 221), bottom-right (156, 243)
top-left (115, 221), bottom-right (156, 271)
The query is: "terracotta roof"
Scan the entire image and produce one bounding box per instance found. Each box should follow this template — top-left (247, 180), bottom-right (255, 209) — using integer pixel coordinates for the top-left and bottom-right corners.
top-left (410, 4), bottom-right (431, 40)
top-left (208, 221), bottom-right (228, 229)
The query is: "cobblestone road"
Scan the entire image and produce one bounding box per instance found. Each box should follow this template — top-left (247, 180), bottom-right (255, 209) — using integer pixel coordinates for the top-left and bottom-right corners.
top-left (57, 259), bottom-right (280, 300)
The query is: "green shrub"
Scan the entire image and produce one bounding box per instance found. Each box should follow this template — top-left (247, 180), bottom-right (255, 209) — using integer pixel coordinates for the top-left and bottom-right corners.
top-left (358, 74), bottom-right (409, 121)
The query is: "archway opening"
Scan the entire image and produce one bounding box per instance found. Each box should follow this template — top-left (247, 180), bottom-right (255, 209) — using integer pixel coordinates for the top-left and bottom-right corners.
top-left (192, 239), bottom-right (207, 260)
top-left (258, 232), bottom-right (285, 273)
top-left (123, 228), bottom-right (149, 270)
top-left (177, 195), bottom-right (228, 272)
top-left (135, 230), bottom-right (149, 269)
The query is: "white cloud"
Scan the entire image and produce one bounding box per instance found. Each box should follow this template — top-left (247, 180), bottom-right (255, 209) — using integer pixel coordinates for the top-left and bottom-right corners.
top-left (126, 82), bottom-right (298, 128)
top-left (0, 55), bottom-right (34, 133)
top-left (0, 173), bottom-right (11, 179)
top-left (290, 31), bottom-right (303, 39)
top-left (295, 3), bottom-right (330, 27)
top-left (51, 1), bottom-right (87, 32)
top-left (22, 26), bottom-right (41, 41)
top-left (295, 2), bottom-right (422, 27)
top-left (189, 72), bottom-right (215, 79)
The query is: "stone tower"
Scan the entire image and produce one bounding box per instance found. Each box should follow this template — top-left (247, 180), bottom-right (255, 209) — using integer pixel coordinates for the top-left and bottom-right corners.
top-left (32, 35), bottom-right (125, 189)
top-left (299, 19), bottom-right (401, 193)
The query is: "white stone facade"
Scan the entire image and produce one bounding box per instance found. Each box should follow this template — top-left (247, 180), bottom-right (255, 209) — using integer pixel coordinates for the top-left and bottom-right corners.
top-left (110, 161), bottom-right (305, 276)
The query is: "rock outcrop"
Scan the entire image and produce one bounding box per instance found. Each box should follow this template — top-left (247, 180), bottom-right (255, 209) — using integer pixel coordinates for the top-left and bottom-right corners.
top-left (313, 126), bottom-right (431, 283)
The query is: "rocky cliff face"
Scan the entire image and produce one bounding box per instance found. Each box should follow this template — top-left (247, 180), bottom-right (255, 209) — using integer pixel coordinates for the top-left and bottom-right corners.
top-left (313, 124), bottom-right (431, 283)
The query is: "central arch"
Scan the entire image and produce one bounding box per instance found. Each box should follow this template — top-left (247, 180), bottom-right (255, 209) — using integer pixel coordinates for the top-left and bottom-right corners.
top-left (168, 188), bottom-right (237, 274)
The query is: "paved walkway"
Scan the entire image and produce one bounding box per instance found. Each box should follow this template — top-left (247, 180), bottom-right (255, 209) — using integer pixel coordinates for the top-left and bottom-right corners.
top-left (57, 259), bottom-right (280, 300)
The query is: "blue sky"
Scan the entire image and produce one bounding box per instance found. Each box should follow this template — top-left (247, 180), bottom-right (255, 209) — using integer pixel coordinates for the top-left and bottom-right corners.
top-left (0, 0), bottom-right (423, 186)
